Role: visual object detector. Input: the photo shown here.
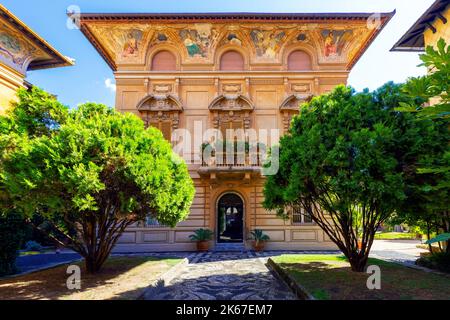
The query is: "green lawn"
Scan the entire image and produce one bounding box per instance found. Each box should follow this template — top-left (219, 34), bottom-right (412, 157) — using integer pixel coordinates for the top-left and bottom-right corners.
top-left (271, 254), bottom-right (450, 300)
top-left (374, 232), bottom-right (418, 240)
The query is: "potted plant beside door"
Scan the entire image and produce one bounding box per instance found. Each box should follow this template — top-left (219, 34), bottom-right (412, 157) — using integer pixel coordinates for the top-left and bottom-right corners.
top-left (250, 229), bottom-right (270, 252)
top-left (189, 228), bottom-right (214, 252)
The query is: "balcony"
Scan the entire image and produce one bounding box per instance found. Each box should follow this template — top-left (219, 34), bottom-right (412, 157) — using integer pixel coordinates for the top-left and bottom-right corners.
top-left (197, 141), bottom-right (266, 182)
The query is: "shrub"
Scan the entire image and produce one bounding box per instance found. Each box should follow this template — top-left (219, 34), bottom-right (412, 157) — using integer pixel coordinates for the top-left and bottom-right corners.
top-left (0, 211), bottom-right (28, 276)
top-left (416, 252), bottom-right (450, 273)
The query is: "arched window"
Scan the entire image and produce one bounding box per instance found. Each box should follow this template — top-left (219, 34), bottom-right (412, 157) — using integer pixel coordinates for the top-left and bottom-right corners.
top-left (151, 50), bottom-right (176, 71)
top-left (287, 50), bottom-right (312, 71)
top-left (220, 50), bottom-right (245, 71)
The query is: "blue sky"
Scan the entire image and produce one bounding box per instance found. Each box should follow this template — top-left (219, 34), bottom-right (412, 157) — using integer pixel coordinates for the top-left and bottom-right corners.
top-left (3, 0), bottom-right (434, 108)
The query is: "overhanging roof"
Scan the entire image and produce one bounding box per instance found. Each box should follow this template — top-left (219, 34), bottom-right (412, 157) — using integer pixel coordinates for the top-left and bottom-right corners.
top-left (391, 0), bottom-right (449, 52)
top-left (71, 11), bottom-right (395, 71)
top-left (72, 11), bottom-right (394, 21)
top-left (0, 4), bottom-right (74, 70)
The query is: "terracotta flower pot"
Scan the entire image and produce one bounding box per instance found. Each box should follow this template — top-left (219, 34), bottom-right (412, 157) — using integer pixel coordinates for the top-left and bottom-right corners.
top-left (357, 241), bottom-right (363, 250)
top-left (253, 241), bottom-right (266, 252)
top-left (196, 241), bottom-right (209, 252)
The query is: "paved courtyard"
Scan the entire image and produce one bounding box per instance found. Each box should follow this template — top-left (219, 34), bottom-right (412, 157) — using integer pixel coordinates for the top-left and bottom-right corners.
top-left (370, 239), bottom-right (427, 264)
top-left (143, 251), bottom-right (299, 300)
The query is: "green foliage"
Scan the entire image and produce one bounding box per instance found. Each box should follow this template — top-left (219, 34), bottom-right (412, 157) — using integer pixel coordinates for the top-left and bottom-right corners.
top-left (394, 39), bottom-right (450, 251)
top-left (263, 82), bottom-right (441, 271)
top-left (2, 87), bottom-right (68, 137)
top-left (250, 229), bottom-right (270, 243)
top-left (0, 88), bottom-right (195, 273)
top-left (399, 38), bottom-right (450, 119)
top-left (0, 211), bottom-right (28, 276)
top-left (416, 252), bottom-right (450, 273)
top-left (189, 228), bottom-right (214, 241)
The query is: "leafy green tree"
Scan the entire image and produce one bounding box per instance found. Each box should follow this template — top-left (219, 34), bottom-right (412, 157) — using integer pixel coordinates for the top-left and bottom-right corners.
top-left (0, 211), bottom-right (28, 275)
top-left (1, 89), bottom-right (195, 273)
top-left (263, 83), bottom-right (442, 272)
top-left (395, 38), bottom-right (450, 252)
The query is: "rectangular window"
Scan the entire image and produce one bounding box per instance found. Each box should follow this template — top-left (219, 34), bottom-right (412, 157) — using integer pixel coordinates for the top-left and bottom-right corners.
top-left (292, 207), bottom-right (313, 225)
top-left (219, 120), bottom-right (244, 143)
top-left (292, 207), bottom-right (303, 224)
top-left (144, 216), bottom-right (165, 228)
top-left (149, 121), bottom-right (172, 142)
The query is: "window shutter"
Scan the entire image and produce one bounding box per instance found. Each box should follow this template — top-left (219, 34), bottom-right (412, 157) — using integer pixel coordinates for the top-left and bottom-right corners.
top-left (160, 121), bottom-right (172, 142)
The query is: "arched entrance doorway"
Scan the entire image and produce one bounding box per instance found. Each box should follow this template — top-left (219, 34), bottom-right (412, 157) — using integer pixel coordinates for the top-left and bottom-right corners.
top-left (217, 193), bottom-right (244, 243)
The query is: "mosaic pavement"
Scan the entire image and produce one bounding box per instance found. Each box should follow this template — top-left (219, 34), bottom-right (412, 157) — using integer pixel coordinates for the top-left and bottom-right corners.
top-left (142, 251), bottom-right (307, 300)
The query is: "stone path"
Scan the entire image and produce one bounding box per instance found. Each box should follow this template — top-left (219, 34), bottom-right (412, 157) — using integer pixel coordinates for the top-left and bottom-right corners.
top-left (143, 251), bottom-right (299, 300)
top-left (370, 239), bottom-right (427, 264)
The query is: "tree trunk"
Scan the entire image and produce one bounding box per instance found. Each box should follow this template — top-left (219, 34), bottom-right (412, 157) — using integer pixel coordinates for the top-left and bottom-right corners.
top-left (84, 254), bottom-right (104, 274)
top-left (343, 247), bottom-right (370, 272)
top-left (426, 221), bottom-right (432, 253)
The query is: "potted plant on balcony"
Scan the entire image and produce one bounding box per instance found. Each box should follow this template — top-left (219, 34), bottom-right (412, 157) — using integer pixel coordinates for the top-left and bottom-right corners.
top-left (250, 229), bottom-right (270, 252)
top-left (189, 228), bottom-right (214, 251)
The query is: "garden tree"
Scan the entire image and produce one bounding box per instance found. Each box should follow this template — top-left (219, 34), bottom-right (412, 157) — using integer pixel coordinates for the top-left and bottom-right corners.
top-left (0, 88), bottom-right (69, 273)
top-left (395, 38), bottom-right (450, 252)
top-left (263, 83), bottom-right (443, 272)
top-left (0, 211), bottom-right (28, 275)
top-left (0, 87), bottom-right (69, 204)
top-left (1, 91), bottom-right (195, 273)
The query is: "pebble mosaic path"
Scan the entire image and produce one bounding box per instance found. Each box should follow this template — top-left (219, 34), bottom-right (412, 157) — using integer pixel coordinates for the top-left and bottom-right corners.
top-left (141, 251), bottom-right (333, 300)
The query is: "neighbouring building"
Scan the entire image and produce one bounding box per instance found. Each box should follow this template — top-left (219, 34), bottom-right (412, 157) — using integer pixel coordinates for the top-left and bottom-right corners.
top-left (76, 11), bottom-right (393, 251)
top-left (392, 0), bottom-right (449, 106)
top-left (0, 4), bottom-right (73, 113)
top-left (392, 0), bottom-right (449, 51)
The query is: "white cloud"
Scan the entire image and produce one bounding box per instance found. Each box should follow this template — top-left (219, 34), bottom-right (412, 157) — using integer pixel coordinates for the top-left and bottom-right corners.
top-left (105, 78), bottom-right (116, 93)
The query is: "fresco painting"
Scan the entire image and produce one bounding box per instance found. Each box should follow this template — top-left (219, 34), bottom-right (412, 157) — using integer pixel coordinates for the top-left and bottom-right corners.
top-left (0, 22), bottom-right (36, 68)
top-left (122, 29), bottom-right (144, 58)
top-left (250, 30), bottom-right (286, 59)
top-left (179, 24), bottom-right (217, 58)
top-left (321, 29), bottom-right (353, 58)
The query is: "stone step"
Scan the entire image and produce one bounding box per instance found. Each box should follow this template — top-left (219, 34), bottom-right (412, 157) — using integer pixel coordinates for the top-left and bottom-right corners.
top-left (213, 243), bottom-right (246, 252)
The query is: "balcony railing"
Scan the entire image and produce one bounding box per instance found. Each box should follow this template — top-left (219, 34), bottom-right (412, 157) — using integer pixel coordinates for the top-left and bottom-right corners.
top-left (200, 142), bottom-right (266, 168)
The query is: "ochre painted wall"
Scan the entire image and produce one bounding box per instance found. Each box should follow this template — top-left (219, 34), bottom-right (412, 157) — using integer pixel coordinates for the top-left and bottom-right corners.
top-left (424, 7), bottom-right (450, 48)
top-left (79, 18), bottom-right (385, 252)
top-left (0, 63), bottom-right (24, 114)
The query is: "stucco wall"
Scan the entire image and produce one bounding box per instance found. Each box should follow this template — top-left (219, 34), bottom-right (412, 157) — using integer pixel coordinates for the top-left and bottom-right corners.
top-left (105, 17), bottom-right (382, 252)
top-left (0, 63), bottom-right (24, 114)
top-left (424, 7), bottom-right (450, 48)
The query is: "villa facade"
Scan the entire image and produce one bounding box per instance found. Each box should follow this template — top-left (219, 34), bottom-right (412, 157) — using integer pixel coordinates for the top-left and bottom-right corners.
top-left (0, 4), bottom-right (73, 113)
top-left (76, 12), bottom-right (393, 251)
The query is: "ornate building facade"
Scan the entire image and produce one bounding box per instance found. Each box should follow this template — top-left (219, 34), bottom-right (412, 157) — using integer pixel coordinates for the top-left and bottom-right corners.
top-left (0, 4), bottom-right (73, 113)
top-left (77, 12), bottom-right (393, 251)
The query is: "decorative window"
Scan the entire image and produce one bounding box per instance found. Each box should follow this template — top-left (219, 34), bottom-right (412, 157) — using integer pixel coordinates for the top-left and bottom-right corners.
top-left (219, 120), bottom-right (244, 142)
top-left (148, 120), bottom-right (172, 141)
top-left (220, 50), bottom-right (245, 71)
top-left (137, 94), bottom-right (183, 143)
top-left (288, 50), bottom-right (312, 71)
top-left (151, 50), bottom-right (177, 71)
top-left (292, 207), bottom-right (313, 225)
